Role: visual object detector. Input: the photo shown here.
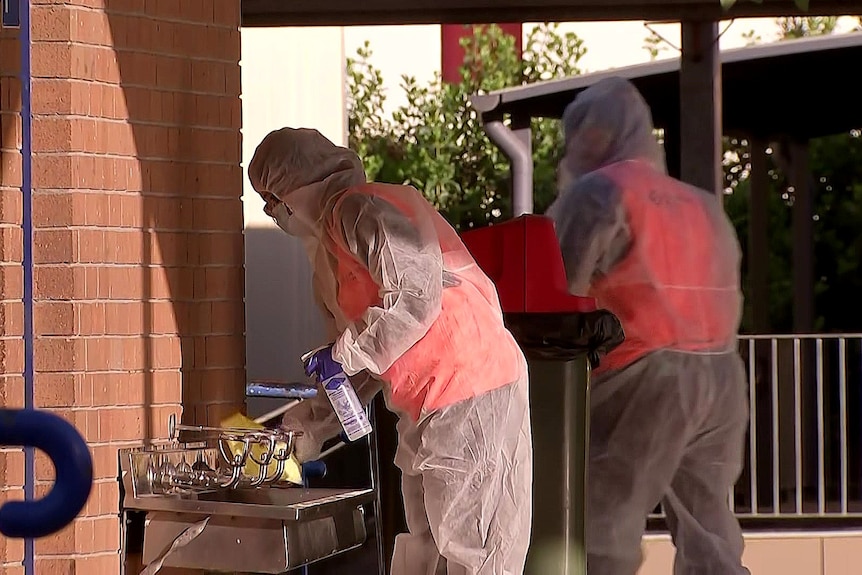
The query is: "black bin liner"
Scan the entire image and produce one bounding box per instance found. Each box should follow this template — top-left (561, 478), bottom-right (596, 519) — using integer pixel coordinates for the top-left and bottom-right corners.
top-left (505, 309), bottom-right (625, 367)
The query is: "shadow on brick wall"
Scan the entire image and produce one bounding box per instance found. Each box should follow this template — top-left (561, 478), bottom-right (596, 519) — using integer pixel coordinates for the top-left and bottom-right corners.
top-left (104, 1), bottom-right (245, 439)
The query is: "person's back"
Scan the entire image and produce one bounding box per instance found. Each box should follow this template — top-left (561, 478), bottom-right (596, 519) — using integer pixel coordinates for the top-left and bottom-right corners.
top-left (585, 159), bottom-right (743, 374)
top-left (548, 77), bottom-right (750, 575)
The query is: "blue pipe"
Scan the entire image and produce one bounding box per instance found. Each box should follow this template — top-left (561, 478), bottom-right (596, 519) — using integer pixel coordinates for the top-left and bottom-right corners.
top-left (20, 0), bottom-right (35, 572)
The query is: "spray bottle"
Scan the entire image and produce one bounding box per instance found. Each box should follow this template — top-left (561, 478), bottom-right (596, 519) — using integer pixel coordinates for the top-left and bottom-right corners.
top-left (301, 346), bottom-right (373, 442)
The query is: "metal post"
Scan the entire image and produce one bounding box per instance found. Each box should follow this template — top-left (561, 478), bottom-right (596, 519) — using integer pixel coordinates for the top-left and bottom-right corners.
top-left (748, 136), bottom-right (770, 334)
top-left (366, 402), bottom-right (387, 575)
top-left (787, 140), bottom-right (818, 495)
top-left (747, 137), bottom-right (772, 507)
top-left (679, 20), bottom-right (722, 195)
top-left (663, 123), bottom-right (681, 180)
top-left (525, 357), bottom-right (590, 575)
top-left (788, 139), bottom-right (815, 334)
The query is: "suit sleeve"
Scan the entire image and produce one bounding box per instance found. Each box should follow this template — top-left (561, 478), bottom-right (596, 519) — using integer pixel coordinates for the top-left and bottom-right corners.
top-left (546, 171), bottom-right (632, 295)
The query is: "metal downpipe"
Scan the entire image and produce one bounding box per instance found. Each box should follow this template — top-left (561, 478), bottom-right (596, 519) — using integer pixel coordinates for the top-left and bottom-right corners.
top-left (483, 119), bottom-right (534, 216)
top-left (19, 0), bottom-right (36, 572)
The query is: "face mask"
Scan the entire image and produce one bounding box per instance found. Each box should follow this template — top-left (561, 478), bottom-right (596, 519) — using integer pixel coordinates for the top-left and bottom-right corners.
top-left (271, 202), bottom-right (295, 235)
top-left (272, 201), bottom-right (316, 237)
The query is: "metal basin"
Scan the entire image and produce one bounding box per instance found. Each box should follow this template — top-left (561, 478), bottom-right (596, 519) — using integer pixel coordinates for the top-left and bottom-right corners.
top-left (194, 487), bottom-right (375, 521)
top-left (142, 501), bottom-right (369, 574)
top-left (120, 446), bottom-right (375, 573)
top-left (138, 488), bottom-right (374, 573)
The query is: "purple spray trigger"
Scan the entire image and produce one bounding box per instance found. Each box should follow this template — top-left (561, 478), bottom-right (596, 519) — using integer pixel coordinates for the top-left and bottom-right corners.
top-left (304, 354), bottom-right (319, 377)
top-left (324, 377), bottom-right (346, 391)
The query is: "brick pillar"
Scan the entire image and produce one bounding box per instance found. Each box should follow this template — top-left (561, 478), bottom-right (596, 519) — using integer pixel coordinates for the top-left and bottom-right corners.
top-left (6, 1), bottom-right (245, 572)
top-left (1, 20), bottom-right (26, 575)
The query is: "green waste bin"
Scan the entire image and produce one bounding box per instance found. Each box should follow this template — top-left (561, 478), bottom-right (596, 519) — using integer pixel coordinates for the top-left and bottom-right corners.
top-left (507, 310), bottom-right (624, 575)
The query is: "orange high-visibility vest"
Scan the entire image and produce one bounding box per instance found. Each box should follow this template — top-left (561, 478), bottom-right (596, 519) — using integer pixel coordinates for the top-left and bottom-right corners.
top-left (589, 161), bottom-right (742, 375)
top-left (326, 183), bottom-right (525, 421)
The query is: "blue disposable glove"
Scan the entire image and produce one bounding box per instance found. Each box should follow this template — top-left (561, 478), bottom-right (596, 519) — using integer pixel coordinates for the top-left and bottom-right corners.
top-left (299, 431), bottom-right (362, 484)
top-left (301, 460), bottom-right (327, 483)
top-left (303, 345), bottom-right (344, 383)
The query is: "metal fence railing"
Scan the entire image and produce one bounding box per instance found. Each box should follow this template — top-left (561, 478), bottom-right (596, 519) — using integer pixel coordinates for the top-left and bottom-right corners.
top-left (648, 334), bottom-right (862, 527)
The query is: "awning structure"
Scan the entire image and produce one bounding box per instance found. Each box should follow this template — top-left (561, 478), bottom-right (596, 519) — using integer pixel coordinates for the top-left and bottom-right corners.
top-left (471, 31), bottom-right (862, 141)
top-left (241, 0), bottom-right (854, 27)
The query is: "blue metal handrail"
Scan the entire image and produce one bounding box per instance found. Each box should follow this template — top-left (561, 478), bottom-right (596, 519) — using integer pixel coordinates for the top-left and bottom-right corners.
top-left (0, 409), bottom-right (93, 538)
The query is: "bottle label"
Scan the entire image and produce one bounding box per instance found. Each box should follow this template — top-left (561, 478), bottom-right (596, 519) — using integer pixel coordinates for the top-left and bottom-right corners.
top-left (323, 375), bottom-right (372, 441)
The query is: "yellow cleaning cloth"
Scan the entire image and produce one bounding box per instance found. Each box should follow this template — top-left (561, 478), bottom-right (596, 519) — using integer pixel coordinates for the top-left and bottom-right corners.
top-left (219, 412), bottom-right (303, 485)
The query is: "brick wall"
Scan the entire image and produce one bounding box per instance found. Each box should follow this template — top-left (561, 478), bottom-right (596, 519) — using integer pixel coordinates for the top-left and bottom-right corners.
top-left (0, 0), bottom-right (245, 572)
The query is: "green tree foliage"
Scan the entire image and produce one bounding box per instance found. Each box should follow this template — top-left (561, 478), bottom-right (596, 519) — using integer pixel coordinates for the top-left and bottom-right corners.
top-left (643, 29), bottom-right (668, 60)
top-left (726, 132), bottom-right (862, 333)
top-left (776, 16), bottom-right (838, 38)
top-left (741, 28), bottom-right (763, 46)
top-left (723, 17), bottom-right (862, 333)
top-left (347, 24), bottom-right (586, 229)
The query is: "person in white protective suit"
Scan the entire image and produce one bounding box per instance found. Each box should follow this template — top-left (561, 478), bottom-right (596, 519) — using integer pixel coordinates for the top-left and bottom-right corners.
top-left (248, 127), bottom-right (533, 575)
top-left (547, 77), bottom-right (751, 575)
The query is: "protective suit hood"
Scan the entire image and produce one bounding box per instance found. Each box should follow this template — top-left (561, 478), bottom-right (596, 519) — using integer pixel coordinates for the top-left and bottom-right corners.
top-left (559, 77), bottom-right (666, 185)
top-left (248, 127), bottom-right (367, 236)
